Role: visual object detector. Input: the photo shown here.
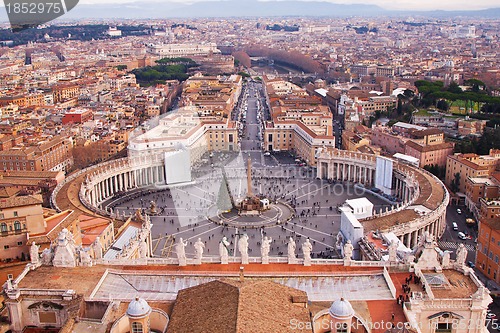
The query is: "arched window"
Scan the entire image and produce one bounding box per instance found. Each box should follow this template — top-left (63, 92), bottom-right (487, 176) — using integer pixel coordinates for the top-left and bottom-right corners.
top-left (14, 221), bottom-right (21, 231)
top-left (1, 223), bottom-right (7, 232)
top-left (131, 322), bottom-right (143, 333)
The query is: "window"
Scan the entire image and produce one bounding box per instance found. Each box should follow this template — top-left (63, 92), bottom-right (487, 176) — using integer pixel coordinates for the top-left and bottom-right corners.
top-left (436, 322), bottom-right (452, 333)
top-left (131, 322), bottom-right (143, 333)
top-left (336, 322), bottom-right (348, 333)
top-left (4, 245), bottom-right (9, 249)
top-left (1, 223), bottom-right (7, 232)
top-left (14, 221), bottom-right (21, 231)
top-left (13, 211), bottom-right (18, 217)
top-left (38, 312), bottom-right (57, 324)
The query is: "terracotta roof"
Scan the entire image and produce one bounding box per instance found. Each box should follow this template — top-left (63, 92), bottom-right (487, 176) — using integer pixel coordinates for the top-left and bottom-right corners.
top-left (168, 279), bottom-right (311, 333)
top-left (0, 194), bottom-right (42, 209)
top-left (410, 128), bottom-right (443, 137)
top-left (405, 140), bottom-right (454, 153)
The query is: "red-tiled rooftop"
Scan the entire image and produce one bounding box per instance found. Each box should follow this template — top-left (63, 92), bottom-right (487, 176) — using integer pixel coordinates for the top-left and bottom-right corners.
top-left (30, 210), bottom-right (74, 238)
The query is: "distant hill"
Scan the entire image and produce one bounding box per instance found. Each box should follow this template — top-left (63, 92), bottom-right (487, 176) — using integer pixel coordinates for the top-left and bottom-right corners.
top-left (0, 0), bottom-right (498, 22)
top-left (61, 0), bottom-right (387, 19)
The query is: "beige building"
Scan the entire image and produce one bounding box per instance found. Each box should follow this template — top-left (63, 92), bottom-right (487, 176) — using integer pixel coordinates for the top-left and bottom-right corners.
top-left (263, 77), bottom-right (335, 166)
top-left (128, 107), bottom-right (239, 162)
top-left (446, 149), bottom-right (500, 194)
top-left (180, 74), bottom-right (242, 117)
top-left (0, 195), bottom-right (44, 261)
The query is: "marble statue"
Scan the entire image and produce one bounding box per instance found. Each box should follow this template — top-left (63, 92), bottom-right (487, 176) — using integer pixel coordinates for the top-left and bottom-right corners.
top-left (219, 236), bottom-right (230, 264)
top-left (287, 237), bottom-right (296, 264)
top-left (194, 238), bottom-right (205, 265)
top-left (30, 241), bottom-right (40, 265)
top-left (261, 236), bottom-right (272, 264)
top-left (150, 200), bottom-right (157, 214)
top-left (41, 248), bottom-right (53, 265)
top-left (425, 231), bottom-right (434, 245)
top-left (143, 214), bottom-right (152, 231)
top-left (175, 238), bottom-right (188, 266)
top-left (238, 234), bottom-right (249, 265)
top-left (92, 237), bottom-right (103, 260)
top-left (80, 248), bottom-right (92, 267)
top-left (52, 229), bottom-right (77, 268)
top-left (139, 240), bottom-right (148, 259)
top-left (388, 240), bottom-right (398, 262)
top-left (343, 240), bottom-right (354, 260)
top-left (302, 238), bottom-right (313, 266)
top-left (134, 209), bottom-right (143, 222)
top-left (442, 250), bottom-right (451, 267)
top-left (335, 233), bottom-right (344, 250)
top-left (456, 243), bottom-right (468, 267)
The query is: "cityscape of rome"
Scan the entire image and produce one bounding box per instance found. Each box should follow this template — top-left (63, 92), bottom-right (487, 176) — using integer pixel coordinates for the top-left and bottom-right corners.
top-left (0, 0), bottom-right (499, 332)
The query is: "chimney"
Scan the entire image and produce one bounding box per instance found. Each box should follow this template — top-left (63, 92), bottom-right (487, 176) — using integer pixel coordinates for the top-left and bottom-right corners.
top-left (239, 266), bottom-right (244, 282)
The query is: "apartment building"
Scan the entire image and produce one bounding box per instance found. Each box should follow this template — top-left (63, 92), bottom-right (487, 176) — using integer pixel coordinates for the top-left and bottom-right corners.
top-left (52, 83), bottom-right (79, 103)
top-left (476, 198), bottom-right (500, 284)
top-left (0, 194), bottom-right (44, 261)
top-left (146, 43), bottom-right (220, 57)
top-left (0, 136), bottom-right (73, 172)
top-left (0, 93), bottom-right (45, 108)
top-left (446, 150), bottom-right (500, 194)
top-left (403, 129), bottom-right (454, 168)
top-left (457, 119), bottom-right (488, 136)
top-left (62, 108), bottom-right (94, 125)
top-left (263, 77), bottom-right (335, 166)
top-left (180, 74), bottom-right (242, 117)
top-left (465, 174), bottom-right (500, 220)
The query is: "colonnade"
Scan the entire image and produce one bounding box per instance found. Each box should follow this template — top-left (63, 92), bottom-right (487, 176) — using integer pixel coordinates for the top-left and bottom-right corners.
top-left (319, 161), bottom-right (376, 186)
top-left (87, 165), bottom-right (165, 207)
top-left (316, 148), bottom-right (449, 249)
top-left (393, 176), bottom-right (414, 204)
top-left (398, 213), bottom-right (447, 249)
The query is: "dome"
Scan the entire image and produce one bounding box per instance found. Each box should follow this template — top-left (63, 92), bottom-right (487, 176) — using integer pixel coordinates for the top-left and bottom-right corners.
top-left (127, 297), bottom-right (151, 319)
top-left (329, 298), bottom-right (355, 320)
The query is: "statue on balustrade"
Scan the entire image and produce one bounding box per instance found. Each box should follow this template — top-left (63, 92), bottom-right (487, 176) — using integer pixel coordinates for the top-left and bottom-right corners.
top-left (302, 238), bottom-right (313, 266)
top-left (30, 241), bottom-right (40, 265)
top-left (219, 236), bottom-right (230, 264)
top-left (456, 243), bottom-right (467, 267)
top-left (261, 236), bottom-right (272, 264)
top-left (238, 234), bottom-right (249, 265)
top-left (175, 238), bottom-right (188, 266)
top-left (343, 240), bottom-right (353, 260)
top-left (287, 237), bottom-right (296, 264)
top-left (194, 238), bottom-right (205, 265)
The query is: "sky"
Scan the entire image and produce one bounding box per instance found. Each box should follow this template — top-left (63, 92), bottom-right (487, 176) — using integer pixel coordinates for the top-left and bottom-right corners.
top-left (77, 0), bottom-right (500, 11)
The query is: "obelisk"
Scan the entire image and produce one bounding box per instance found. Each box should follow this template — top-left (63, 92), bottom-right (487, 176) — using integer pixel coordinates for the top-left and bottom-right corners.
top-left (247, 157), bottom-right (253, 197)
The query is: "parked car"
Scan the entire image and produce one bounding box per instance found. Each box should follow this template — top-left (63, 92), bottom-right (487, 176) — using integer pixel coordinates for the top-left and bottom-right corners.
top-left (458, 232), bottom-right (467, 240)
top-left (452, 222), bottom-right (458, 231)
top-left (467, 261), bottom-right (475, 268)
top-left (457, 208), bottom-right (462, 214)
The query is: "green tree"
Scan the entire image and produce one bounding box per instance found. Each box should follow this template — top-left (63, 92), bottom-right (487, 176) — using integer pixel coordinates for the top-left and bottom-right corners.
top-left (436, 99), bottom-right (449, 111)
top-left (447, 82), bottom-right (463, 94)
